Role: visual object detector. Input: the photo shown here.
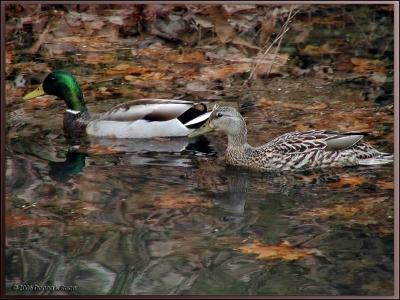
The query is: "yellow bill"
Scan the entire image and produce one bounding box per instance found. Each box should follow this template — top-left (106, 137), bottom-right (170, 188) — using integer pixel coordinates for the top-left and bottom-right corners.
top-left (23, 84), bottom-right (45, 100)
top-left (188, 120), bottom-right (214, 138)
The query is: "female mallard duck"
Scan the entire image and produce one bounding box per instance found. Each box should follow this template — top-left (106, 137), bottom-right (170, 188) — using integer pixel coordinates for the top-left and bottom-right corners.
top-left (188, 106), bottom-right (393, 171)
top-left (23, 70), bottom-right (211, 138)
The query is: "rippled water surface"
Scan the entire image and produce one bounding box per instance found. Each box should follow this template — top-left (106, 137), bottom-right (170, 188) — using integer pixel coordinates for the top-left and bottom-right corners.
top-left (5, 4), bottom-right (394, 296)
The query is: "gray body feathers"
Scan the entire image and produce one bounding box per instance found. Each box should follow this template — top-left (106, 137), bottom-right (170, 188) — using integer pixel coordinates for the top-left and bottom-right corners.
top-left (226, 130), bottom-right (392, 171)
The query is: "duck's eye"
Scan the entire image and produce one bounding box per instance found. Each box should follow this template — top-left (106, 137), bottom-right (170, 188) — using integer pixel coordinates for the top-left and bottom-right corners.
top-left (216, 112), bottom-right (223, 118)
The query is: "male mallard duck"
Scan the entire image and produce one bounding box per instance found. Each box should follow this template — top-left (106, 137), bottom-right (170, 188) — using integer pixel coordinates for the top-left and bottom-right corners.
top-left (188, 106), bottom-right (393, 171)
top-left (23, 70), bottom-right (211, 138)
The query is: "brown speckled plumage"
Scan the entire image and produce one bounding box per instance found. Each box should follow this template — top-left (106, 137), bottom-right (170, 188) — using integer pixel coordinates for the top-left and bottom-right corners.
top-left (189, 106), bottom-right (393, 172)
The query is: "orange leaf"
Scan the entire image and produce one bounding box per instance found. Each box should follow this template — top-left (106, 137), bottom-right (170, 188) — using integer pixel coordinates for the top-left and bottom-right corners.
top-left (86, 144), bottom-right (121, 155)
top-left (133, 45), bottom-right (206, 64)
top-left (106, 64), bottom-right (149, 76)
top-left (256, 98), bottom-right (306, 110)
top-left (164, 50), bottom-right (206, 64)
top-left (376, 180), bottom-right (394, 190)
top-left (201, 64), bottom-right (250, 80)
top-left (6, 214), bottom-right (55, 228)
top-left (351, 58), bottom-right (386, 74)
top-left (300, 43), bottom-right (339, 56)
top-left (82, 53), bottom-right (114, 65)
top-left (154, 194), bottom-right (213, 209)
top-left (303, 16), bottom-right (343, 26)
top-left (301, 197), bottom-right (386, 219)
top-left (239, 240), bottom-right (318, 261)
top-left (327, 176), bottom-right (366, 188)
top-left (25, 97), bottom-right (58, 109)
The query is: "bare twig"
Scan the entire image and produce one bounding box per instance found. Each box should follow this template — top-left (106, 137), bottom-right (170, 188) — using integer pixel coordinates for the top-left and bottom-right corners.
top-left (266, 8), bottom-right (298, 77)
top-left (242, 7), bottom-right (299, 87)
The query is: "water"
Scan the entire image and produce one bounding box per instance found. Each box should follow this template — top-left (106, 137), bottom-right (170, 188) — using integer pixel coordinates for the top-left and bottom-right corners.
top-left (5, 116), bottom-right (394, 295)
top-left (5, 4), bottom-right (394, 296)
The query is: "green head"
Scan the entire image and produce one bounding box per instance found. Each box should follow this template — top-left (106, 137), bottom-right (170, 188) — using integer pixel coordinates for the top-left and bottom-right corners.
top-left (23, 70), bottom-right (87, 112)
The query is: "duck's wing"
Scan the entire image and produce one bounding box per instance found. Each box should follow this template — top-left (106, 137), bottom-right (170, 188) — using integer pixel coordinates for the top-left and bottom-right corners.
top-left (99, 99), bottom-right (207, 122)
top-left (264, 130), bottom-right (365, 154)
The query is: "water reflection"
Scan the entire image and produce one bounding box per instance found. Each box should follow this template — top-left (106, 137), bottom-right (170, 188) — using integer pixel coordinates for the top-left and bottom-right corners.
top-left (49, 152), bottom-right (87, 182)
top-left (214, 167), bottom-right (250, 223)
top-left (6, 143), bottom-right (394, 295)
top-left (90, 136), bottom-right (216, 167)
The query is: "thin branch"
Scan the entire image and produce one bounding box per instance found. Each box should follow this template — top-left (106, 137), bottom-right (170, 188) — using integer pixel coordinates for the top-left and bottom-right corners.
top-left (242, 7), bottom-right (299, 87)
top-left (266, 8), bottom-right (298, 77)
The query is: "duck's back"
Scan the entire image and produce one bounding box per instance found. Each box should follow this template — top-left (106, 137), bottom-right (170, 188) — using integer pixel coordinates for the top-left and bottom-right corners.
top-left (246, 130), bottom-right (392, 171)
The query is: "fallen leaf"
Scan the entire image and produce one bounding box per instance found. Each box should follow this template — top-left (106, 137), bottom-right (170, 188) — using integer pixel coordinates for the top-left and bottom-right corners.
top-left (192, 15), bottom-right (214, 28)
top-left (222, 4), bottom-right (257, 15)
top-left (6, 47), bottom-right (14, 75)
top-left (231, 36), bottom-right (260, 50)
top-left (303, 15), bottom-right (343, 26)
top-left (86, 144), bottom-right (122, 155)
top-left (200, 64), bottom-right (250, 80)
top-left (106, 64), bottom-right (149, 76)
top-left (292, 108), bottom-right (389, 136)
top-left (206, 6), bottom-right (258, 49)
top-left (55, 36), bottom-right (115, 52)
top-left (376, 180), bottom-right (394, 190)
top-left (206, 51), bottom-right (288, 70)
top-left (301, 197), bottom-right (386, 219)
top-left (165, 50), bottom-right (206, 64)
top-left (351, 58), bottom-right (386, 74)
top-left (25, 96), bottom-right (58, 109)
top-left (300, 43), bottom-right (339, 56)
top-left (327, 175), bottom-right (367, 188)
top-left (239, 240), bottom-right (318, 261)
top-left (154, 194), bottom-right (213, 209)
top-left (259, 18), bottom-right (275, 45)
top-left (256, 98), bottom-right (304, 109)
top-left (81, 52), bottom-right (114, 65)
top-left (12, 62), bottom-right (51, 74)
top-left (6, 214), bottom-right (55, 228)
top-left (208, 7), bottom-right (236, 43)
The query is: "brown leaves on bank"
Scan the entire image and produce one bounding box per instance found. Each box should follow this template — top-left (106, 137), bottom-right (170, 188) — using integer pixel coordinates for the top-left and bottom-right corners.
top-left (292, 108), bottom-right (393, 137)
top-left (132, 45), bottom-right (206, 64)
top-left (205, 6), bottom-right (260, 50)
top-left (106, 64), bottom-right (150, 76)
top-left (239, 239), bottom-right (318, 261)
top-left (24, 97), bottom-right (58, 110)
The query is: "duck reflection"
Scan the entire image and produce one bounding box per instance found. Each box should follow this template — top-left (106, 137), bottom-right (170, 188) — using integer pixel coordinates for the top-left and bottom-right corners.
top-left (89, 135), bottom-right (215, 167)
top-left (48, 151), bottom-right (87, 182)
top-left (214, 166), bottom-right (251, 223)
top-left (48, 136), bottom-right (215, 182)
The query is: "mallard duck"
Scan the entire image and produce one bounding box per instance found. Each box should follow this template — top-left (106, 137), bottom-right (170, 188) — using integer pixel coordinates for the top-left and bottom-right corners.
top-left (188, 106), bottom-right (393, 171)
top-left (23, 70), bottom-right (211, 138)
